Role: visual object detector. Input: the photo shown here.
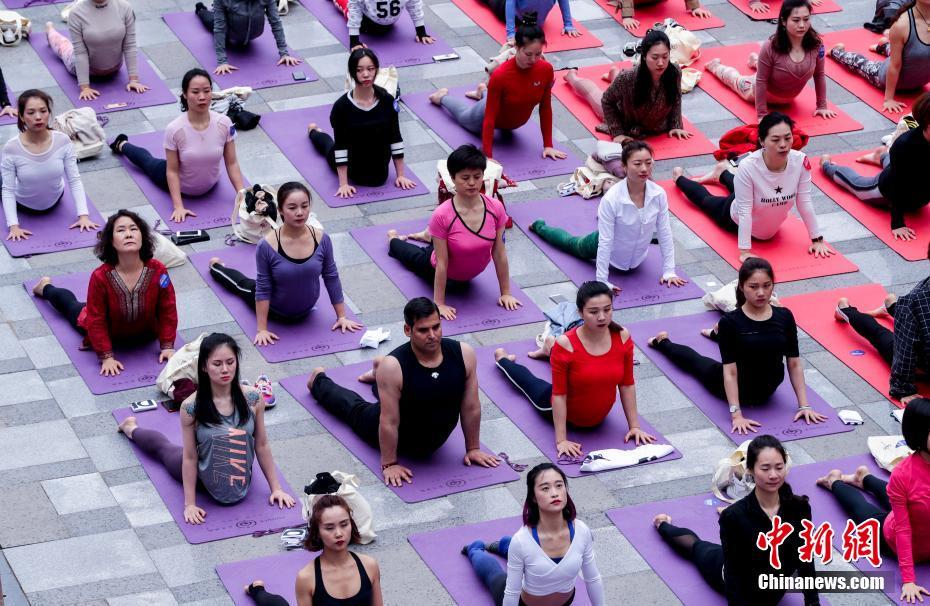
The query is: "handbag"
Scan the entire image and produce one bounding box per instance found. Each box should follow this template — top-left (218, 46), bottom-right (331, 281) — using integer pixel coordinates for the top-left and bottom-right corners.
top-left (52, 107), bottom-right (107, 160)
top-left (230, 184), bottom-right (324, 244)
top-left (153, 231), bottom-right (187, 268)
top-left (702, 278), bottom-right (780, 313)
top-left (0, 10), bottom-right (30, 46)
top-left (437, 157), bottom-right (511, 204)
top-left (345, 66), bottom-right (399, 99)
top-left (868, 435), bottom-right (912, 472)
top-left (560, 164), bottom-right (618, 199)
top-left (303, 471), bottom-right (376, 544)
top-left (712, 438), bottom-right (793, 503)
top-left (156, 332), bottom-right (209, 397)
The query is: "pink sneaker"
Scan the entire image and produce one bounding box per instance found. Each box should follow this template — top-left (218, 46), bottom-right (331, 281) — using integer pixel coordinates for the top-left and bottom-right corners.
top-left (254, 374), bottom-right (276, 407)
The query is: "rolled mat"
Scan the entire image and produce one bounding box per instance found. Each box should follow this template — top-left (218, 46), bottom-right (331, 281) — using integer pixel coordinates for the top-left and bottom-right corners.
top-left (259, 105), bottom-right (430, 208)
top-left (297, 0), bottom-right (456, 67)
top-left (662, 178), bottom-right (858, 282)
top-left (112, 406), bottom-right (305, 544)
top-left (782, 283), bottom-right (929, 406)
top-left (188, 246), bottom-right (364, 363)
top-left (402, 87), bottom-right (581, 182)
top-left (216, 550), bottom-right (319, 606)
top-left (116, 130), bottom-right (241, 230)
top-left (627, 311), bottom-right (854, 444)
top-left (550, 63), bottom-right (716, 159)
top-left (280, 365), bottom-right (521, 503)
top-left (24, 272), bottom-right (186, 395)
top-left (409, 516), bottom-right (590, 606)
top-left (350, 218), bottom-right (543, 336)
top-left (2, 194), bottom-right (105, 258)
top-left (811, 149), bottom-right (929, 261)
top-left (694, 43), bottom-right (862, 137)
top-left (450, 0), bottom-right (602, 51)
top-left (475, 339), bottom-right (683, 477)
top-left (506, 197), bottom-right (707, 309)
top-left (28, 31), bottom-right (177, 114)
top-left (592, 0), bottom-right (724, 37)
top-left (727, 0), bottom-right (841, 21)
top-left (820, 29), bottom-right (929, 120)
top-left (163, 12), bottom-right (318, 89)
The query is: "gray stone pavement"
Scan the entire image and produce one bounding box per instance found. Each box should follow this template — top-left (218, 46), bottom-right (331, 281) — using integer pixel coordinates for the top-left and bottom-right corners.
top-left (0, 0), bottom-right (915, 603)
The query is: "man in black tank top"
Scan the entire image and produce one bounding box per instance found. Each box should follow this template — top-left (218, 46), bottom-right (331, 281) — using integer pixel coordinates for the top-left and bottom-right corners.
top-left (307, 297), bottom-right (500, 486)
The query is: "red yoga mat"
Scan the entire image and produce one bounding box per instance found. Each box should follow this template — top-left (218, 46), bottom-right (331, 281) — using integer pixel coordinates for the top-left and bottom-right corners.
top-left (811, 149), bottom-right (930, 261)
top-left (591, 0), bottom-right (724, 37)
top-left (727, 0), bottom-right (841, 21)
top-left (450, 0), bottom-right (602, 51)
top-left (694, 43), bottom-right (862, 137)
top-left (663, 178), bottom-right (858, 282)
top-left (551, 63), bottom-right (717, 160)
top-left (782, 283), bottom-right (930, 406)
top-left (820, 29), bottom-right (930, 119)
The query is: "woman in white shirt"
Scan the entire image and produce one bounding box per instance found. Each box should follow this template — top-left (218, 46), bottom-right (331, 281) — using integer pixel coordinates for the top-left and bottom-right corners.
top-left (529, 141), bottom-right (686, 292)
top-left (671, 111), bottom-right (833, 263)
top-left (1, 89), bottom-right (98, 242)
top-left (461, 463), bottom-right (605, 606)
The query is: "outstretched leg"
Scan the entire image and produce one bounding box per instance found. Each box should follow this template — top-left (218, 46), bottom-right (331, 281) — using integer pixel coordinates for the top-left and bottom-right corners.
top-left (835, 298), bottom-right (894, 365)
top-left (655, 515), bottom-right (726, 594)
top-left (564, 70), bottom-right (606, 121)
top-left (648, 333), bottom-right (726, 399)
top-left (705, 58), bottom-right (755, 102)
top-left (529, 220), bottom-right (599, 260)
top-left (830, 44), bottom-right (886, 88)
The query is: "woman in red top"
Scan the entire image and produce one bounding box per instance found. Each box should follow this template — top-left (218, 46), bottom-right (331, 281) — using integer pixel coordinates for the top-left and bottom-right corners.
top-left (816, 398), bottom-right (930, 604)
top-left (426, 23), bottom-right (565, 162)
top-left (494, 280), bottom-right (655, 458)
top-left (32, 209), bottom-right (177, 376)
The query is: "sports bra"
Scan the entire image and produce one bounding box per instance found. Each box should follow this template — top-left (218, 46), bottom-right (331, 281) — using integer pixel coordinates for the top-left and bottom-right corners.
top-left (531, 521), bottom-right (575, 564)
top-left (312, 552), bottom-right (373, 606)
top-left (276, 226), bottom-right (318, 264)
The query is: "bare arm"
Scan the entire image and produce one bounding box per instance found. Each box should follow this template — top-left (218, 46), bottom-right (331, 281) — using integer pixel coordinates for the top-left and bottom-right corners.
top-left (883, 18), bottom-right (908, 106)
top-left (375, 356), bottom-right (403, 467)
top-left (165, 148), bottom-right (184, 212)
top-left (786, 357), bottom-right (809, 408)
top-left (491, 228), bottom-right (512, 298)
top-left (251, 399), bottom-right (284, 493)
top-left (459, 343), bottom-right (482, 452)
top-left (179, 405), bottom-right (200, 510)
top-left (431, 236), bottom-right (451, 307)
top-left (223, 140), bottom-right (246, 193)
top-left (295, 565), bottom-right (315, 606)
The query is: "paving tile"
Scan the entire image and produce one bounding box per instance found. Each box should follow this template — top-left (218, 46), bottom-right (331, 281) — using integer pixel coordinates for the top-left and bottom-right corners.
top-left (110, 480), bottom-right (174, 528)
top-left (107, 589), bottom-right (179, 606)
top-left (0, 370), bottom-right (52, 407)
top-left (0, 419), bottom-right (87, 471)
top-left (19, 334), bottom-right (70, 369)
top-left (42, 472), bottom-right (117, 515)
top-left (0, 483), bottom-right (69, 548)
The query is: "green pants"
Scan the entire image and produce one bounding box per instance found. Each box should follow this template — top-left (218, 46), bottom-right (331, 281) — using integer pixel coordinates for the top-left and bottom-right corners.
top-left (532, 220), bottom-right (598, 259)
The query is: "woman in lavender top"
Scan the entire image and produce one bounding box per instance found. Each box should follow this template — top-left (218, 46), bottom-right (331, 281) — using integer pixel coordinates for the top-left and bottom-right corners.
top-left (209, 182), bottom-right (362, 347)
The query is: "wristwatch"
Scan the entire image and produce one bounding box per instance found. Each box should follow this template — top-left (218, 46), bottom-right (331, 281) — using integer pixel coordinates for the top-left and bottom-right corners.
top-left (729, 404), bottom-right (741, 414)
top-left (380, 461), bottom-right (397, 471)
top-left (811, 236), bottom-right (824, 243)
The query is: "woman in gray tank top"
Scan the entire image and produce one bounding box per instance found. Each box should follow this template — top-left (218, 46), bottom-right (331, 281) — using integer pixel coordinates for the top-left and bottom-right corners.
top-left (117, 333), bottom-right (296, 524)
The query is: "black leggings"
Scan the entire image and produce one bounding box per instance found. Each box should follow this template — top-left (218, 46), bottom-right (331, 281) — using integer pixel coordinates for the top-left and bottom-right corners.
top-left (652, 338), bottom-right (726, 400)
top-left (388, 239), bottom-right (469, 289)
top-left (246, 585), bottom-right (288, 606)
top-left (657, 522), bottom-right (726, 594)
top-left (482, 0), bottom-right (508, 22)
top-left (131, 427), bottom-right (183, 482)
top-left (121, 142), bottom-right (169, 190)
top-left (675, 171), bottom-right (738, 232)
top-left (42, 283), bottom-right (87, 335)
top-left (209, 263), bottom-right (302, 323)
top-left (843, 306), bottom-right (894, 366)
top-left (309, 129), bottom-right (339, 173)
top-left (496, 357), bottom-right (553, 416)
top-left (827, 477), bottom-right (894, 556)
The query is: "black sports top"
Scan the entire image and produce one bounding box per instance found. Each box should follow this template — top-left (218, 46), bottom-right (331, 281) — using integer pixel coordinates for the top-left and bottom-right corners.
top-left (312, 552), bottom-right (373, 606)
top-left (276, 226), bottom-right (317, 264)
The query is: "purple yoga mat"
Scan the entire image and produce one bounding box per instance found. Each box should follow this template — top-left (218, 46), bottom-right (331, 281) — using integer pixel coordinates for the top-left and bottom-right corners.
top-left (628, 312), bottom-right (854, 445)
top-left (280, 363), bottom-right (521, 503)
top-left (188, 245), bottom-right (364, 362)
top-left (163, 12), bottom-right (318, 90)
top-left (475, 339), bottom-right (682, 477)
top-left (402, 87), bottom-right (581, 182)
top-left (217, 549), bottom-right (319, 605)
top-left (789, 454), bottom-right (929, 600)
top-left (507, 197), bottom-right (707, 310)
top-left (117, 130), bottom-right (240, 230)
top-left (607, 494), bottom-right (819, 606)
top-left (28, 31), bottom-right (177, 114)
top-left (298, 0), bottom-right (455, 67)
top-left (2, 0), bottom-right (66, 7)
top-left (350, 218), bottom-right (543, 336)
top-left (25, 272), bottom-right (185, 395)
top-left (409, 516), bottom-right (591, 606)
top-left (2, 193), bottom-right (104, 257)
top-left (260, 105), bottom-right (430, 208)
top-left (112, 406), bottom-right (305, 544)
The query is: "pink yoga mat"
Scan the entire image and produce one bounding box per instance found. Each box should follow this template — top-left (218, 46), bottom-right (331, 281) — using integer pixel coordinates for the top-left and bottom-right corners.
top-left (117, 130), bottom-right (241, 230)
top-left (188, 245), bottom-right (364, 363)
top-left (727, 0), bottom-right (841, 20)
top-left (402, 87), bottom-right (581, 182)
top-left (280, 365), bottom-right (521, 503)
top-left (28, 30), bottom-right (177, 114)
top-left (694, 43), bottom-right (862, 137)
top-left (507, 197), bottom-right (707, 309)
top-left (627, 311), bottom-right (854, 444)
top-left (350, 218), bottom-right (543, 336)
top-left (2, 193), bottom-right (104, 258)
top-left (476, 339), bottom-right (683, 477)
top-left (25, 272), bottom-right (185, 395)
top-left (112, 406), bottom-right (305, 544)
top-left (409, 516), bottom-right (591, 606)
top-left (259, 105), bottom-right (430, 208)
top-left (551, 63), bottom-right (716, 159)
top-left (592, 0), bottom-right (724, 36)
top-left (811, 149), bottom-right (928, 261)
top-left (820, 30), bottom-right (929, 120)
top-left (298, 0), bottom-right (456, 67)
top-left (450, 0), bottom-right (602, 51)
top-left (663, 178), bottom-right (859, 282)
top-left (163, 12), bottom-right (318, 89)
top-left (217, 549), bottom-right (319, 605)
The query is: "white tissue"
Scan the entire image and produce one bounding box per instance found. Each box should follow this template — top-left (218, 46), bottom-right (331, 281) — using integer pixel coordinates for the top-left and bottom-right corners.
top-left (579, 443), bottom-right (675, 472)
top-left (838, 409), bottom-right (864, 425)
top-left (359, 328), bottom-right (390, 348)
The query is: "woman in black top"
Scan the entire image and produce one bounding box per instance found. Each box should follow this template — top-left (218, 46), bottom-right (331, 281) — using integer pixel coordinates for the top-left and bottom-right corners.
top-left (648, 257), bottom-right (828, 434)
top-left (307, 48), bottom-right (415, 199)
top-left (653, 434), bottom-right (821, 606)
top-left (0, 67), bottom-right (16, 118)
top-left (244, 494), bottom-right (383, 606)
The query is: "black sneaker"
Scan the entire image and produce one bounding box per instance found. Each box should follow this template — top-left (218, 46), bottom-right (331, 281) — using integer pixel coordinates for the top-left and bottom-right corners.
top-left (304, 472), bottom-right (340, 495)
top-left (863, 20), bottom-right (887, 33)
top-left (195, 2), bottom-right (207, 12)
top-left (109, 133), bottom-right (128, 155)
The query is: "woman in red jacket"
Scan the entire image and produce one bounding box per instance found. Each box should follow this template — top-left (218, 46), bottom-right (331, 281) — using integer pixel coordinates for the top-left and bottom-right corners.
top-left (32, 209), bottom-right (177, 376)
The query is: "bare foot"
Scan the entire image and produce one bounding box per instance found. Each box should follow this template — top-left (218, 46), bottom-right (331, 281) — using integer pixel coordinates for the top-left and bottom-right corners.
top-left (208, 257), bottom-right (223, 268)
top-left (494, 347), bottom-right (516, 363)
top-left (816, 469), bottom-right (842, 490)
top-left (820, 154), bottom-right (831, 168)
top-left (307, 122), bottom-right (320, 135)
top-left (405, 228), bottom-right (431, 243)
top-left (831, 43), bottom-right (845, 54)
top-left (245, 580), bottom-right (265, 594)
top-left (867, 293), bottom-right (897, 317)
top-left (607, 65), bottom-right (622, 81)
top-left (45, 21), bottom-right (55, 33)
top-left (306, 367), bottom-right (326, 391)
top-left (869, 37), bottom-right (889, 52)
top-left (716, 506), bottom-right (728, 515)
top-left (465, 83), bottom-right (487, 100)
top-left (32, 276), bottom-right (52, 298)
top-left (357, 356), bottom-right (382, 384)
top-left (694, 160), bottom-right (730, 184)
top-left (117, 416), bottom-right (138, 439)
top-left (840, 465), bottom-right (871, 489)
top-left (671, 167), bottom-right (685, 181)
top-left (700, 326), bottom-right (718, 339)
top-left (748, 51), bottom-right (759, 70)
top-left (855, 147), bottom-right (886, 166)
top-left (653, 513), bottom-right (672, 528)
top-left (528, 335), bottom-right (556, 359)
top-left (648, 331), bottom-right (669, 348)
top-left (387, 229), bottom-right (402, 242)
top-left (428, 88), bottom-right (449, 106)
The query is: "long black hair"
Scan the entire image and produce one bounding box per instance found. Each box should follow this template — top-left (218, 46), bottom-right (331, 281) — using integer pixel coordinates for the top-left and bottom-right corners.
top-left (515, 23), bottom-right (546, 47)
top-left (179, 68), bottom-right (212, 112)
top-left (16, 89), bottom-right (53, 133)
top-left (193, 333), bottom-right (251, 427)
top-left (735, 257), bottom-right (775, 308)
top-left (522, 463), bottom-right (576, 526)
top-left (903, 397), bottom-right (930, 452)
top-left (94, 209), bottom-right (156, 265)
top-left (634, 29), bottom-right (680, 107)
top-left (576, 281), bottom-right (621, 333)
top-left (348, 47), bottom-right (379, 83)
top-left (746, 434), bottom-right (808, 516)
top-left (770, 0), bottom-right (822, 54)
top-left (758, 111), bottom-right (796, 144)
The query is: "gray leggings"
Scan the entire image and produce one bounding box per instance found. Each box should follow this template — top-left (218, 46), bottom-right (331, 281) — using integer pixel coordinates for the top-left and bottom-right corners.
top-left (831, 44), bottom-right (889, 89)
top-left (821, 152), bottom-right (890, 205)
top-left (440, 95), bottom-right (486, 134)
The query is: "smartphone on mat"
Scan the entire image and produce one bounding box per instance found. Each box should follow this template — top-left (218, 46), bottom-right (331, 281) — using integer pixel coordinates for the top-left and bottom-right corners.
top-left (161, 399), bottom-right (180, 413)
top-left (432, 53), bottom-right (459, 62)
top-left (292, 71), bottom-right (307, 81)
top-left (172, 230), bottom-right (210, 245)
top-left (130, 399), bottom-right (159, 413)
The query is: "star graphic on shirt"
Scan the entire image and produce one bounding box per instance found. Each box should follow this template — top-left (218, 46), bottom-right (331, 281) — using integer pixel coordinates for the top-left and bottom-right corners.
top-left (774, 186), bottom-right (783, 194)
